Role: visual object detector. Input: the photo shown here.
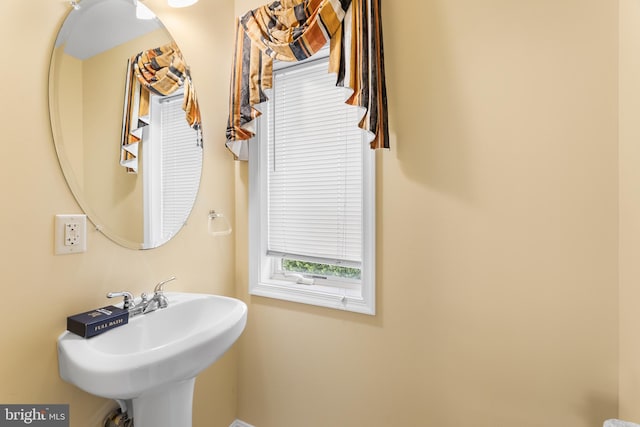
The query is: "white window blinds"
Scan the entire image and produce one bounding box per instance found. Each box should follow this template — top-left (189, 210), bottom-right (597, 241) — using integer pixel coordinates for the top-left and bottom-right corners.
top-left (160, 96), bottom-right (202, 239)
top-left (266, 59), bottom-right (365, 265)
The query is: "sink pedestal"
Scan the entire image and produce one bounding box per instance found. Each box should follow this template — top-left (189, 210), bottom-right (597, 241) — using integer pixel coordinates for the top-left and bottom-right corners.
top-left (127, 378), bottom-right (195, 427)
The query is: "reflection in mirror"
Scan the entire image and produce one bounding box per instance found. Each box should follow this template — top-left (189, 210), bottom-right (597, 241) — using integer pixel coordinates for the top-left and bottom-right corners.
top-left (49, 0), bottom-right (203, 249)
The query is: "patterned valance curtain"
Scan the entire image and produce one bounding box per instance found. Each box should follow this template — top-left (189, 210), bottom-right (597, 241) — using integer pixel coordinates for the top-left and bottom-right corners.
top-left (120, 41), bottom-right (201, 173)
top-left (226, 0), bottom-right (389, 160)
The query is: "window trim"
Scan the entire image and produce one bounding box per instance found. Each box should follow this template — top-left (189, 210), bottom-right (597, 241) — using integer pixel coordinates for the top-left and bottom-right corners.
top-left (247, 61), bottom-right (376, 315)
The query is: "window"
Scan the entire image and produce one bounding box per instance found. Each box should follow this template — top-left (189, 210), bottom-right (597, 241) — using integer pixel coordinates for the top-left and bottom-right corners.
top-left (143, 91), bottom-right (202, 248)
top-left (248, 49), bottom-right (376, 315)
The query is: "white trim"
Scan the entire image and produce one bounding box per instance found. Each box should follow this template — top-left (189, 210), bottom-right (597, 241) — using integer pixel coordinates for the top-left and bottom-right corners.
top-left (249, 139), bottom-right (376, 315)
top-left (143, 92), bottom-right (161, 246)
top-left (230, 420), bottom-right (255, 427)
top-left (247, 61), bottom-right (376, 315)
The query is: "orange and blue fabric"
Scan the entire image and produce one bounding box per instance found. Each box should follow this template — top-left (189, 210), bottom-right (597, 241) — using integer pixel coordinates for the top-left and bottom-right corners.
top-left (226, 0), bottom-right (389, 160)
top-left (120, 42), bottom-right (200, 173)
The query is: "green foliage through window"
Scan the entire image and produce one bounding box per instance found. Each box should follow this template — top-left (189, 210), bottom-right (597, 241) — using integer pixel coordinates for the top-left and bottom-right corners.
top-left (282, 259), bottom-right (361, 280)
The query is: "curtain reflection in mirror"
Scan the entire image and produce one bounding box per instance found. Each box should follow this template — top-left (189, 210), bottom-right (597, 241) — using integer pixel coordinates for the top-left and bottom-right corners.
top-left (121, 41), bottom-right (201, 173)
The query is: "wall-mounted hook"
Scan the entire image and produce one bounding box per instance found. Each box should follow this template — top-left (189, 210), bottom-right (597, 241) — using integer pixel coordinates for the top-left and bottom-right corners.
top-left (208, 210), bottom-right (232, 236)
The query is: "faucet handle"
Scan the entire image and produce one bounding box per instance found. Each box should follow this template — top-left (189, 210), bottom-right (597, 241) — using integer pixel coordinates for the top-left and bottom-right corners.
top-left (107, 291), bottom-right (135, 309)
top-left (153, 276), bottom-right (176, 294)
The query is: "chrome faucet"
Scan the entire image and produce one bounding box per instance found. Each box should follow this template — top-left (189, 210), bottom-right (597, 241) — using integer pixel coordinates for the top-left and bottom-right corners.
top-left (107, 291), bottom-right (146, 316)
top-left (106, 291), bottom-right (134, 309)
top-left (107, 276), bottom-right (177, 317)
top-left (143, 276), bottom-right (176, 314)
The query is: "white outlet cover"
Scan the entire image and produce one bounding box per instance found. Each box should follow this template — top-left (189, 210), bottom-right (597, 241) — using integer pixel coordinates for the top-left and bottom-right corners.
top-left (55, 214), bottom-right (87, 255)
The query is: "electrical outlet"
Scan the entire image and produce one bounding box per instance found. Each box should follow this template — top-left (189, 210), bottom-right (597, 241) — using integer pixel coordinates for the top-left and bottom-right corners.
top-left (55, 214), bottom-right (87, 255)
top-left (65, 222), bottom-right (80, 246)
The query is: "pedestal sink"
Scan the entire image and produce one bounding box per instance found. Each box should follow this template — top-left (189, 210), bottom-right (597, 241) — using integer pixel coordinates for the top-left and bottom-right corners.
top-left (57, 292), bottom-right (247, 427)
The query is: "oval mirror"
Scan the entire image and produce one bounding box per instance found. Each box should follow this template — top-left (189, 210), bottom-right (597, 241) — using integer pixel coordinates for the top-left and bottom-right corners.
top-left (49, 0), bottom-right (203, 249)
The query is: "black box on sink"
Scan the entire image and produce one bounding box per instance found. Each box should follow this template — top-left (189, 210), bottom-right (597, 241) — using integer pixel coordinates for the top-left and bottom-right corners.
top-left (66, 305), bottom-right (129, 338)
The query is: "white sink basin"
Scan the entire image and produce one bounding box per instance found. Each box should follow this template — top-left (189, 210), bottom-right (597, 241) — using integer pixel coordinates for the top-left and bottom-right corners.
top-left (57, 292), bottom-right (247, 427)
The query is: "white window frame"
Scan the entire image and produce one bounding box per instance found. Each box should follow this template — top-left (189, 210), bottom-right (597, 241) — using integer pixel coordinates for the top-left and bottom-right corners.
top-left (143, 90), bottom-right (202, 248)
top-left (248, 53), bottom-right (376, 315)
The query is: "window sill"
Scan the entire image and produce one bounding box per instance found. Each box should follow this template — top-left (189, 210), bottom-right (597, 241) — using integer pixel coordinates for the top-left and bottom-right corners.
top-left (250, 279), bottom-right (375, 315)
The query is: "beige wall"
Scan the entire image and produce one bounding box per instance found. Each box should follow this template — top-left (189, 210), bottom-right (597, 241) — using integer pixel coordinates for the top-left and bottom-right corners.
top-left (619, 0), bottom-right (640, 420)
top-left (234, 0), bottom-right (620, 426)
top-left (0, 0), bottom-right (237, 426)
top-left (0, 0), bottom-right (629, 426)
